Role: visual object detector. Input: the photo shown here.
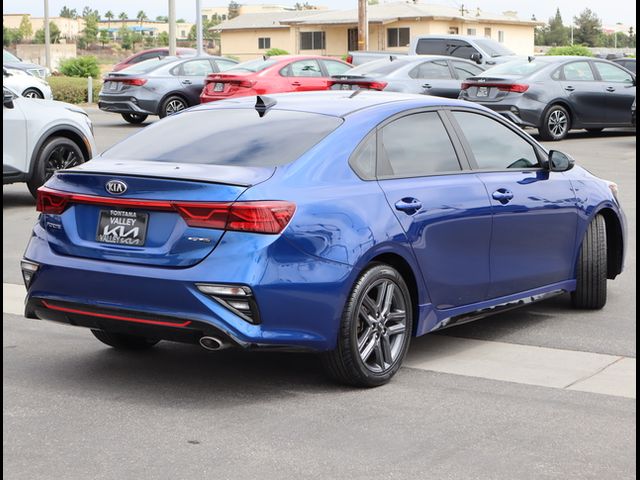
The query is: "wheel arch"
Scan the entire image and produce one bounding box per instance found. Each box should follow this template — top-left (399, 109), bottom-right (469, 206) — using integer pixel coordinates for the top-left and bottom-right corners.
top-left (28, 126), bottom-right (92, 180)
top-left (595, 207), bottom-right (625, 279)
top-left (22, 87), bottom-right (44, 98)
top-left (543, 100), bottom-right (576, 127)
top-left (159, 91), bottom-right (190, 114)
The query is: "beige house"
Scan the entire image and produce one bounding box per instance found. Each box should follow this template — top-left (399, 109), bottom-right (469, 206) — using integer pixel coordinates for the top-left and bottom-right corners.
top-left (202, 4), bottom-right (317, 22)
top-left (3, 14), bottom-right (85, 40)
top-left (215, 2), bottom-right (540, 61)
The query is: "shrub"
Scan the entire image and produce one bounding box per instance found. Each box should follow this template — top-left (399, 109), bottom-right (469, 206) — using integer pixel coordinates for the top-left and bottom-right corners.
top-left (265, 48), bottom-right (289, 57)
top-left (49, 76), bottom-right (103, 104)
top-left (59, 56), bottom-right (101, 78)
top-left (546, 45), bottom-right (593, 57)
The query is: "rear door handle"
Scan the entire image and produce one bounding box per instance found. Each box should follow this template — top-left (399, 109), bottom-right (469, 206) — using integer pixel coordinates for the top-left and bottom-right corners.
top-left (564, 86), bottom-right (575, 92)
top-left (291, 81), bottom-right (302, 86)
top-left (394, 198), bottom-right (422, 214)
top-left (181, 79), bottom-right (192, 85)
top-left (606, 86), bottom-right (616, 92)
top-left (492, 189), bottom-right (514, 204)
top-left (423, 84), bottom-right (432, 89)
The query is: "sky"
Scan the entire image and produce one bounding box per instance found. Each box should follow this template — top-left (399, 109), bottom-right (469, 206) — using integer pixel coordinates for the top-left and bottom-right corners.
top-left (2, 0), bottom-right (636, 28)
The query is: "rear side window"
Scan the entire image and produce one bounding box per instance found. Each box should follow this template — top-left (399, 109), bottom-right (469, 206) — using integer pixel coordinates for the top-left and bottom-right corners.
top-left (379, 112), bottom-right (461, 178)
top-left (103, 110), bottom-right (343, 167)
top-left (452, 111), bottom-right (539, 170)
top-left (287, 60), bottom-right (323, 77)
top-left (409, 60), bottom-right (452, 79)
top-left (562, 62), bottom-right (595, 81)
top-left (451, 60), bottom-right (484, 79)
top-left (181, 59), bottom-right (214, 76)
top-left (215, 59), bottom-right (238, 71)
top-left (415, 39), bottom-right (447, 55)
top-left (349, 134), bottom-right (376, 180)
top-left (323, 59), bottom-right (351, 76)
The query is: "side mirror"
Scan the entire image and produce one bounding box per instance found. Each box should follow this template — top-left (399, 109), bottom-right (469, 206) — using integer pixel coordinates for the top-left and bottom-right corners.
top-left (3, 68), bottom-right (10, 77)
top-left (3, 91), bottom-right (15, 109)
top-left (548, 150), bottom-right (575, 172)
top-left (470, 52), bottom-right (483, 64)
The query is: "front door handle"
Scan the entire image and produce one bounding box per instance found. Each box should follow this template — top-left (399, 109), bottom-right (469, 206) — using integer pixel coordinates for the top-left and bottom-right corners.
top-left (492, 189), bottom-right (514, 204)
top-left (606, 86), bottom-right (616, 92)
top-left (564, 86), bottom-right (575, 92)
top-left (395, 198), bottom-right (422, 214)
top-left (423, 84), bottom-right (432, 89)
top-left (181, 79), bottom-right (193, 85)
top-left (291, 81), bottom-right (302, 86)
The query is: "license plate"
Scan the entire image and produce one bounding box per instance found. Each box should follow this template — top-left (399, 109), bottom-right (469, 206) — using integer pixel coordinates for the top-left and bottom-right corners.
top-left (96, 209), bottom-right (148, 246)
top-left (214, 82), bottom-right (225, 92)
top-left (477, 86), bottom-right (489, 97)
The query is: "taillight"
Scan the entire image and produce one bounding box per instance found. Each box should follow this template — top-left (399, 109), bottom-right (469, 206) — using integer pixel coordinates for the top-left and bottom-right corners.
top-left (497, 84), bottom-right (529, 93)
top-left (36, 188), bottom-right (69, 214)
top-left (367, 81), bottom-right (387, 91)
top-left (104, 77), bottom-right (147, 86)
top-left (237, 80), bottom-right (256, 88)
top-left (36, 188), bottom-right (296, 234)
top-left (461, 82), bottom-right (471, 90)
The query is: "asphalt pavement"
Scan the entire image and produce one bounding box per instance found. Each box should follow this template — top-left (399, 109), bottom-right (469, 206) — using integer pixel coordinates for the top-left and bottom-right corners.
top-left (3, 108), bottom-right (636, 479)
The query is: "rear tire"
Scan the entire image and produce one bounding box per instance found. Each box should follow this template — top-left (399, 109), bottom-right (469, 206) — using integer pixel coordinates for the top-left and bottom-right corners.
top-left (91, 330), bottom-right (160, 350)
top-left (27, 136), bottom-right (86, 198)
top-left (121, 113), bottom-right (148, 124)
top-left (159, 95), bottom-right (187, 118)
top-left (539, 105), bottom-right (571, 141)
top-left (322, 263), bottom-right (413, 387)
top-left (572, 215), bottom-right (607, 309)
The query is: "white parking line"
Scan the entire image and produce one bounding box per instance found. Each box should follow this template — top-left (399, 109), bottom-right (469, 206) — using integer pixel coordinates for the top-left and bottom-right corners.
top-left (3, 282), bottom-right (635, 398)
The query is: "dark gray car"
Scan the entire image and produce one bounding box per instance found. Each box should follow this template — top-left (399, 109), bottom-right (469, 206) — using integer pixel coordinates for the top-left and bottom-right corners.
top-left (3, 49), bottom-right (48, 79)
top-left (612, 57), bottom-right (636, 74)
top-left (98, 55), bottom-right (238, 123)
top-left (330, 55), bottom-right (485, 98)
top-left (459, 56), bottom-right (637, 140)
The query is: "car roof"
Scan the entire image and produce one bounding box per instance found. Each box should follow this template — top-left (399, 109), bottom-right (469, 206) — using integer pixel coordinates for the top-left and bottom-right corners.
top-left (191, 90), bottom-right (487, 117)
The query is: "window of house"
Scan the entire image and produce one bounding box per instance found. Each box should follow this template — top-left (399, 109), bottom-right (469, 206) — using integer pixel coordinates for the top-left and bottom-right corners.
top-left (448, 27), bottom-right (459, 34)
top-left (498, 30), bottom-right (505, 43)
top-left (300, 31), bottom-right (325, 50)
top-left (467, 28), bottom-right (476, 35)
top-left (258, 37), bottom-right (271, 49)
top-left (484, 27), bottom-right (491, 38)
top-left (387, 28), bottom-right (410, 48)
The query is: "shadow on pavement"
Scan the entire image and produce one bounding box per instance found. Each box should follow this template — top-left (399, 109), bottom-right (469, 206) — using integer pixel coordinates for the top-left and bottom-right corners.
top-left (3, 188), bottom-right (35, 208)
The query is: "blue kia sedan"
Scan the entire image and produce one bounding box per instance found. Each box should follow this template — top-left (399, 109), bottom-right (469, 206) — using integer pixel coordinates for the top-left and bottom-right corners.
top-left (22, 91), bottom-right (626, 387)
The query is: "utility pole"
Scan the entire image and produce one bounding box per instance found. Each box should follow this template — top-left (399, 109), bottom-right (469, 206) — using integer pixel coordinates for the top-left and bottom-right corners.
top-left (570, 24), bottom-right (574, 45)
top-left (459, 4), bottom-right (466, 16)
top-left (168, 0), bottom-right (176, 56)
top-left (44, 0), bottom-right (51, 71)
top-left (357, 0), bottom-right (368, 50)
top-left (196, 0), bottom-right (204, 55)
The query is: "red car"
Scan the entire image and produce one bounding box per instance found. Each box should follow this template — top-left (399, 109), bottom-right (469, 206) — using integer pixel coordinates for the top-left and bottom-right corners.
top-left (200, 55), bottom-right (352, 103)
top-left (112, 47), bottom-right (196, 72)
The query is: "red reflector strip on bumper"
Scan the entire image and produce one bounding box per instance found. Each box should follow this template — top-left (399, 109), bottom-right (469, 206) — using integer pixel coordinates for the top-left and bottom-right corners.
top-left (41, 300), bottom-right (192, 328)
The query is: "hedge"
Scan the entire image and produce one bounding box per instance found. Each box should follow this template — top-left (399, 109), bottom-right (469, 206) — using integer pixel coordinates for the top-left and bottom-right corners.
top-left (546, 45), bottom-right (593, 57)
top-left (49, 76), bottom-right (103, 104)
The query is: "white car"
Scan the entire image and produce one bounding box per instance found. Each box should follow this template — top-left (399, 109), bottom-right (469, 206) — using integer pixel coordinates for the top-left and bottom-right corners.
top-left (3, 67), bottom-right (53, 99)
top-left (3, 86), bottom-right (96, 197)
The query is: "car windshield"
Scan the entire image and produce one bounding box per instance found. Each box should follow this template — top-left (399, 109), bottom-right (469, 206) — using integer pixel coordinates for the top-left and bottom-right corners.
top-left (3, 50), bottom-right (20, 62)
top-left (103, 109), bottom-right (343, 167)
top-left (225, 58), bottom-right (279, 72)
top-left (474, 39), bottom-right (515, 57)
top-left (118, 57), bottom-right (175, 74)
top-left (348, 58), bottom-right (410, 77)
top-left (481, 59), bottom-right (550, 77)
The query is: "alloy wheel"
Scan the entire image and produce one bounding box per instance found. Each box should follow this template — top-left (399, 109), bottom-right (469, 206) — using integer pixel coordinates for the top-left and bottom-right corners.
top-left (23, 89), bottom-right (43, 99)
top-left (165, 99), bottom-right (186, 116)
top-left (44, 145), bottom-right (81, 180)
top-left (356, 278), bottom-right (408, 373)
top-left (548, 109), bottom-right (568, 138)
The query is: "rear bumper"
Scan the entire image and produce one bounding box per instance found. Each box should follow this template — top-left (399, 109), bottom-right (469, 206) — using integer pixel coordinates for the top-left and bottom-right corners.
top-left (98, 95), bottom-right (157, 115)
top-left (460, 95), bottom-right (544, 129)
top-left (23, 226), bottom-right (353, 351)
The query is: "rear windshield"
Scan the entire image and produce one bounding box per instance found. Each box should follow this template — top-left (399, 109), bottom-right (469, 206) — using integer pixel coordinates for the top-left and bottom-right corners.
top-left (349, 58), bottom-right (410, 76)
top-left (119, 57), bottom-right (175, 74)
top-left (481, 59), bottom-right (550, 76)
top-left (102, 109), bottom-right (343, 167)
top-left (473, 39), bottom-right (515, 57)
top-left (226, 58), bottom-right (278, 73)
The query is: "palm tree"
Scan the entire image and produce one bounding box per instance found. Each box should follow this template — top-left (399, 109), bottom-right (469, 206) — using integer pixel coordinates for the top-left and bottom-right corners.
top-left (105, 10), bottom-right (114, 29)
top-left (118, 12), bottom-right (128, 22)
top-left (136, 11), bottom-right (148, 27)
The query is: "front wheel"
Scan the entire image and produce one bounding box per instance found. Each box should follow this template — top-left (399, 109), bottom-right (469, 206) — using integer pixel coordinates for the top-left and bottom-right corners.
top-left (91, 330), bottom-right (160, 350)
top-left (322, 264), bottom-right (413, 387)
top-left (539, 105), bottom-right (571, 141)
top-left (23, 88), bottom-right (44, 99)
top-left (27, 136), bottom-right (86, 197)
top-left (572, 215), bottom-right (607, 309)
top-left (121, 113), bottom-right (148, 124)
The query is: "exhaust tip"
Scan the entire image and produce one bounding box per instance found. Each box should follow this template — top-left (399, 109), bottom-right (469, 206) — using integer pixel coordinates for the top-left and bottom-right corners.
top-left (199, 336), bottom-right (225, 351)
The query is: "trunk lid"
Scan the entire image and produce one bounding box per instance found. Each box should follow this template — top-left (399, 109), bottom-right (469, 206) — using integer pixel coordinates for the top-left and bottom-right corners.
top-left (203, 72), bottom-right (256, 97)
top-left (41, 161), bottom-right (274, 267)
top-left (461, 75), bottom-right (528, 101)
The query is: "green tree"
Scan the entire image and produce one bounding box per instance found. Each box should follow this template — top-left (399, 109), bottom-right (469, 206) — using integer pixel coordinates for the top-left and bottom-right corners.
top-left (34, 22), bottom-right (61, 43)
top-left (19, 15), bottom-right (33, 40)
top-left (156, 16), bottom-right (169, 22)
top-left (545, 8), bottom-right (569, 46)
top-left (99, 29), bottom-right (110, 47)
top-left (157, 31), bottom-right (169, 46)
top-left (3, 26), bottom-right (23, 46)
top-left (131, 32), bottom-right (143, 52)
top-left (136, 11), bottom-right (148, 27)
top-left (83, 14), bottom-right (99, 44)
top-left (119, 26), bottom-right (132, 49)
top-left (59, 6), bottom-right (78, 18)
top-left (119, 12), bottom-right (128, 21)
top-left (573, 8), bottom-right (602, 47)
top-left (104, 10), bottom-right (114, 29)
top-left (228, 1), bottom-right (241, 19)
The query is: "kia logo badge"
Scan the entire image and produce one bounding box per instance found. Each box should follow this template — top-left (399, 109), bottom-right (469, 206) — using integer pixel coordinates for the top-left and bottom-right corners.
top-left (105, 180), bottom-right (128, 195)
